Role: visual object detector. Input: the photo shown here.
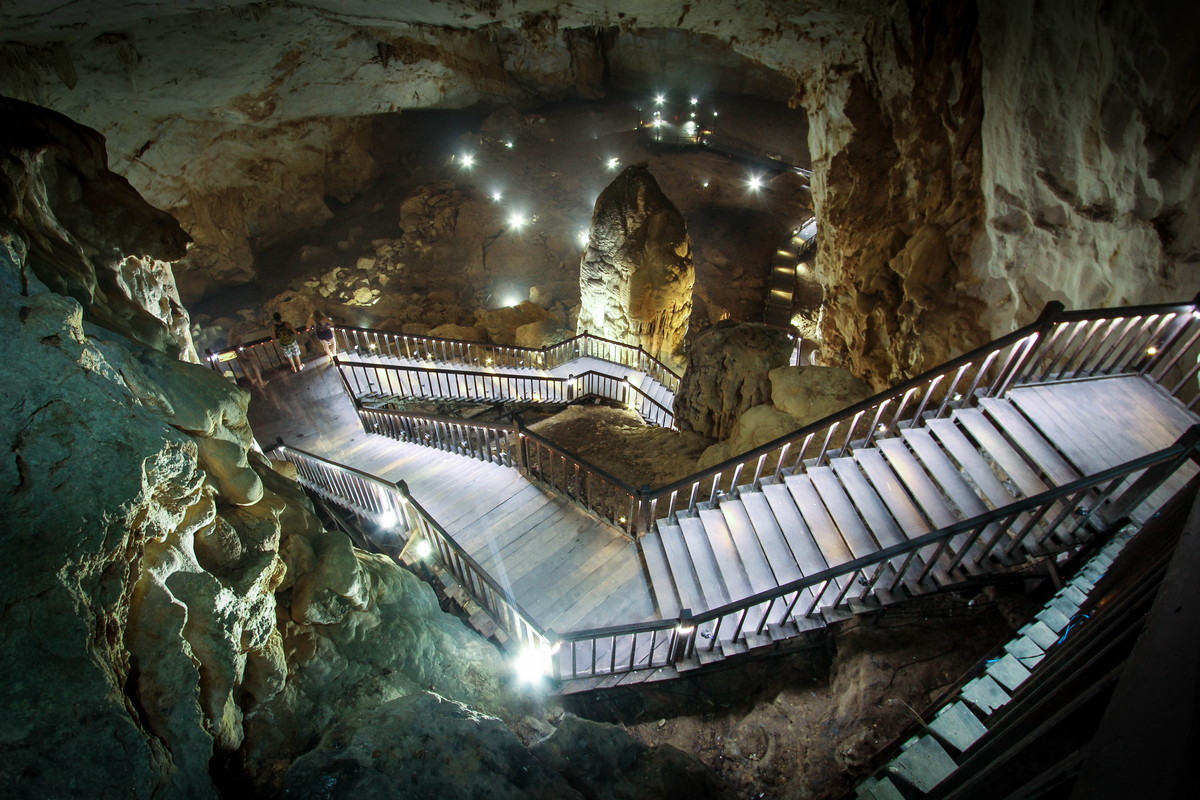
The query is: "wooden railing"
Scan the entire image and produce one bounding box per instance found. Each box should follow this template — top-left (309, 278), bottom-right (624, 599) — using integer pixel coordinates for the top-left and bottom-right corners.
top-left (271, 441), bottom-right (550, 655)
top-left (551, 427), bottom-right (1200, 681)
top-left (357, 405), bottom-right (646, 536)
top-left (338, 360), bottom-right (676, 429)
top-left (331, 327), bottom-right (684, 393)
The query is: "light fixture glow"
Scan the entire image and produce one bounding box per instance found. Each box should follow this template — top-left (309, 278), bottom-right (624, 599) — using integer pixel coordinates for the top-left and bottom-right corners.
top-left (414, 538), bottom-right (433, 559)
top-left (606, 156), bottom-right (620, 170)
top-left (504, 140), bottom-right (514, 149)
top-left (1147, 346), bottom-right (1159, 355)
top-left (508, 211), bottom-right (528, 229)
top-left (577, 230), bottom-right (589, 246)
top-left (513, 644), bottom-right (553, 684)
top-left (378, 510), bottom-right (399, 528)
top-left (652, 118), bottom-right (663, 128)
top-left (459, 153), bottom-right (475, 168)
top-left (690, 96), bottom-right (698, 105)
top-left (748, 174), bottom-right (764, 191)
top-left (654, 93), bottom-right (666, 105)
top-left (490, 190), bottom-right (503, 202)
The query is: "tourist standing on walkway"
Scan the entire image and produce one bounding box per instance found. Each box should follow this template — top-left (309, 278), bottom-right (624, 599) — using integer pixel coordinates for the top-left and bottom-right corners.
top-left (273, 312), bottom-right (303, 372)
top-left (312, 311), bottom-right (337, 361)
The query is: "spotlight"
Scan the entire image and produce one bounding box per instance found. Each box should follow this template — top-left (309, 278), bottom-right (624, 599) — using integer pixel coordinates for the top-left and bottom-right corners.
top-left (504, 140), bottom-right (514, 149)
top-left (513, 643), bottom-right (554, 684)
top-left (414, 538), bottom-right (433, 559)
top-left (459, 153), bottom-right (475, 168)
top-left (701, 179), bottom-right (710, 188)
top-left (606, 157), bottom-right (620, 170)
top-left (747, 174), bottom-right (764, 191)
top-left (690, 97), bottom-right (698, 105)
top-left (490, 190), bottom-right (503, 202)
top-left (508, 211), bottom-right (528, 229)
top-left (652, 118), bottom-right (663, 128)
top-left (577, 230), bottom-right (589, 246)
top-left (377, 509), bottom-right (399, 528)
top-left (654, 93), bottom-right (666, 105)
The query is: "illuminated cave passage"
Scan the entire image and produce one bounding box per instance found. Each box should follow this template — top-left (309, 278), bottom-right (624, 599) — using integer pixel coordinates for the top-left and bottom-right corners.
top-left (2, 2), bottom-right (1199, 799)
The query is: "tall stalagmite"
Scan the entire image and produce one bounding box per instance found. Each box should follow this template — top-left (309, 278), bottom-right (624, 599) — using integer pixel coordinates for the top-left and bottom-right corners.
top-left (577, 164), bottom-right (694, 370)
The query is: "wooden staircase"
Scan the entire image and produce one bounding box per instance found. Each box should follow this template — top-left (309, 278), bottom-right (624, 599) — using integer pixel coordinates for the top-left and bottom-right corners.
top-left (634, 377), bottom-right (1197, 665)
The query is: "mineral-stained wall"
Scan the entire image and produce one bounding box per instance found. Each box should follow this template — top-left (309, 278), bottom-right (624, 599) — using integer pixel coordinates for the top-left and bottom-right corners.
top-left (2, 0), bottom-right (1197, 386)
top-left (674, 322), bottom-right (794, 442)
top-left (0, 99), bottom-right (716, 798)
top-left (578, 164), bottom-right (695, 370)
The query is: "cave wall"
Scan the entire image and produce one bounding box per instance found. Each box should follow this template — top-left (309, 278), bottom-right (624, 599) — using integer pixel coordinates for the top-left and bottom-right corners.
top-left (2, 0), bottom-right (1197, 386)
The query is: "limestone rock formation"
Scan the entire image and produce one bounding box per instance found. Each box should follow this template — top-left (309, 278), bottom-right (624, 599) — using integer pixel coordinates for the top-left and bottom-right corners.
top-left (1, 98), bottom-right (719, 799)
top-left (578, 165), bottom-right (695, 370)
top-left (769, 365), bottom-right (873, 427)
top-left (674, 322), bottom-right (794, 441)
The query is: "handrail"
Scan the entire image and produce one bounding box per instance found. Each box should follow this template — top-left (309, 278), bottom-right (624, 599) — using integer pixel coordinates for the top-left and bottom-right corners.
top-left (270, 440), bottom-right (550, 654)
top-left (333, 297), bottom-right (1200, 537)
top-left (330, 326), bottom-right (684, 391)
top-left (549, 426), bottom-right (1200, 680)
top-left (338, 358), bottom-right (676, 428)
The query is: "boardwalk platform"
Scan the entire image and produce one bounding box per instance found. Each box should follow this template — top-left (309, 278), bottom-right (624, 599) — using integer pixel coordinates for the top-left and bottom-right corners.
top-left (246, 358), bottom-right (658, 634)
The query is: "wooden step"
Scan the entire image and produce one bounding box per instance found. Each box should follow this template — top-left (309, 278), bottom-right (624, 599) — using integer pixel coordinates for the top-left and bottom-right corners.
top-left (696, 508), bottom-right (753, 599)
top-left (717, 501), bottom-right (779, 595)
top-left (925, 418), bottom-right (1021, 508)
top-left (657, 523), bottom-right (705, 613)
top-left (677, 515), bottom-right (732, 611)
top-left (898, 429), bottom-right (989, 518)
top-left (783, 473), bottom-right (854, 568)
top-left (740, 491), bottom-right (804, 585)
top-left (977, 397), bottom-right (1081, 486)
top-left (639, 534), bottom-right (681, 618)
top-left (952, 408), bottom-right (1051, 497)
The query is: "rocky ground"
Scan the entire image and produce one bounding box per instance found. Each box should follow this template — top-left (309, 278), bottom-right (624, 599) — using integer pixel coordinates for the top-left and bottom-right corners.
top-left (571, 589), bottom-right (1040, 800)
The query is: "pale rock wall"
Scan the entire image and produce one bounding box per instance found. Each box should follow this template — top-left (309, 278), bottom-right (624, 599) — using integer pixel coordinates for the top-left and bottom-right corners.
top-left (974, 0), bottom-right (1200, 335)
top-left (1, 98), bottom-right (715, 797)
top-left (578, 164), bottom-right (694, 369)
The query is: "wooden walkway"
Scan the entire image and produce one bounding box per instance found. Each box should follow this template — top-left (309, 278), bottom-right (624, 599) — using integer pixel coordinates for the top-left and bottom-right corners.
top-left (640, 376), bottom-right (1198, 623)
top-left (246, 354), bottom-right (1198, 674)
top-left (246, 358), bottom-right (657, 633)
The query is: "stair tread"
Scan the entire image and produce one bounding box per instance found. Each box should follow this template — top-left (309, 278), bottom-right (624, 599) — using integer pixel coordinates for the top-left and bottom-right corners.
top-left (740, 492), bottom-right (804, 584)
top-left (978, 396), bottom-right (1082, 485)
top-left (953, 408), bottom-right (1052, 497)
top-left (696, 508), bottom-right (754, 599)
top-left (783, 473), bottom-right (855, 567)
top-left (926, 418), bottom-right (1020, 508)
top-left (640, 534), bottom-right (681, 619)
top-left (806, 466), bottom-right (879, 559)
top-left (876, 438), bottom-right (961, 529)
top-left (715, 502), bottom-right (779, 595)
top-left (761, 482), bottom-right (832, 578)
top-left (657, 523), bottom-right (705, 613)
top-left (898, 428), bottom-right (990, 517)
top-left (830, 457), bottom-right (907, 549)
top-left (854, 448), bottom-right (932, 536)
top-left (678, 515), bottom-right (732, 610)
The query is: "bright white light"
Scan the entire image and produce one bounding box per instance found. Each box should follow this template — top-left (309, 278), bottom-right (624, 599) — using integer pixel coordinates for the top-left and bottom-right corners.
top-left (701, 179), bottom-right (710, 188)
top-left (513, 644), bottom-right (553, 684)
top-left (414, 538), bottom-right (433, 559)
top-left (378, 510), bottom-right (399, 528)
top-left (606, 157), bottom-right (620, 170)
top-left (459, 153), bottom-right (475, 168)
top-left (577, 230), bottom-right (589, 246)
top-left (748, 174), bottom-right (764, 191)
top-left (501, 292), bottom-right (523, 307)
top-left (652, 118), bottom-right (663, 128)
top-left (504, 140), bottom-right (514, 149)
top-left (490, 190), bottom-right (503, 202)
top-left (690, 97), bottom-right (698, 105)
top-left (683, 121), bottom-right (696, 134)
top-left (654, 93), bottom-right (666, 105)
top-left (508, 211), bottom-right (528, 229)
